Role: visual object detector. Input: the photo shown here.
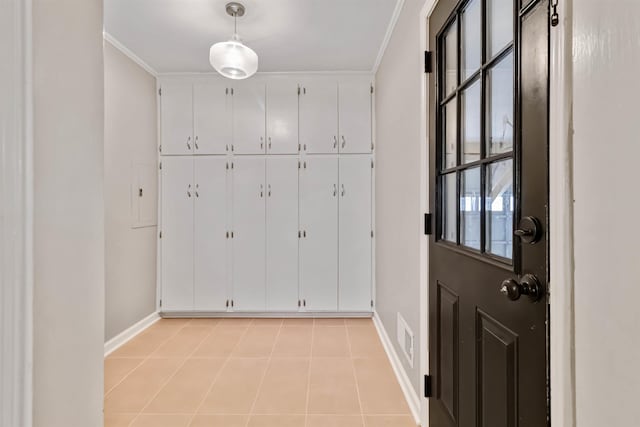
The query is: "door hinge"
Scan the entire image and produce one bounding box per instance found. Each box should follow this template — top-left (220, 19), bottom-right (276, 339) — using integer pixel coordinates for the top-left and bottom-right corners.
top-left (424, 375), bottom-right (432, 398)
top-left (371, 300), bottom-right (374, 307)
top-left (158, 87), bottom-right (162, 96)
top-left (159, 231), bottom-right (162, 239)
top-left (159, 161), bottom-right (162, 170)
top-left (424, 213), bottom-right (433, 235)
top-left (159, 299), bottom-right (162, 307)
top-left (371, 159), bottom-right (374, 169)
top-left (424, 51), bottom-right (433, 73)
top-left (371, 230), bottom-right (374, 238)
top-left (370, 84), bottom-right (374, 94)
top-left (159, 144), bottom-right (162, 153)
top-left (297, 86), bottom-right (301, 95)
top-left (551, 0), bottom-right (559, 26)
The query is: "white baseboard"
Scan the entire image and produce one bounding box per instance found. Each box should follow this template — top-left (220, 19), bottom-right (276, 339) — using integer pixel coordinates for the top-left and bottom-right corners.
top-left (104, 312), bottom-right (160, 357)
top-left (373, 311), bottom-right (421, 425)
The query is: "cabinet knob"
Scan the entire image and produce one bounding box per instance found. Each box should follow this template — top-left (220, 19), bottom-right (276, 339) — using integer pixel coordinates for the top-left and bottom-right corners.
top-left (187, 136), bottom-right (191, 150)
top-left (194, 136), bottom-right (199, 150)
top-left (341, 135), bottom-right (346, 148)
top-left (268, 137), bottom-right (272, 149)
top-left (341, 184), bottom-right (345, 197)
top-left (333, 184), bottom-right (337, 197)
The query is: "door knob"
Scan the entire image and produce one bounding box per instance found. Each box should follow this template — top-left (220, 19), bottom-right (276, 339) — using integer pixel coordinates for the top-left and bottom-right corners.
top-left (500, 274), bottom-right (543, 302)
top-left (514, 216), bottom-right (542, 244)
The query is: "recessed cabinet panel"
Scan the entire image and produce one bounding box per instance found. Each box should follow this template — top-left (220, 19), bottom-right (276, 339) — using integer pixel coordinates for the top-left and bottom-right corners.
top-left (299, 81), bottom-right (338, 154)
top-left (232, 157), bottom-right (266, 311)
top-left (338, 155), bottom-right (372, 311)
top-left (194, 157), bottom-right (228, 311)
top-left (232, 82), bottom-right (266, 155)
top-left (161, 82), bottom-right (193, 155)
top-left (339, 81), bottom-right (372, 154)
top-left (266, 156), bottom-right (299, 311)
top-left (300, 156), bottom-right (338, 311)
top-left (161, 156), bottom-right (194, 310)
top-left (266, 81), bottom-right (299, 154)
top-left (194, 82), bottom-right (230, 155)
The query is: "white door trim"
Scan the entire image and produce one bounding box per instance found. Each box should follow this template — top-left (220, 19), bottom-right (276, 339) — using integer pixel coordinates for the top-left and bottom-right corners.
top-left (0, 0), bottom-right (34, 425)
top-left (418, 0), bottom-right (576, 426)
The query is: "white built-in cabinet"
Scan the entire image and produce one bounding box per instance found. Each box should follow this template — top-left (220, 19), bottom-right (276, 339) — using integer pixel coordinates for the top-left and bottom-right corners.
top-left (159, 75), bottom-right (373, 314)
top-left (161, 156), bottom-right (228, 311)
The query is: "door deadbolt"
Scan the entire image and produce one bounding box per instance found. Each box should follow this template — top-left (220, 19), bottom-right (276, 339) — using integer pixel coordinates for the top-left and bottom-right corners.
top-left (514, 216), bottom-right (542, 244)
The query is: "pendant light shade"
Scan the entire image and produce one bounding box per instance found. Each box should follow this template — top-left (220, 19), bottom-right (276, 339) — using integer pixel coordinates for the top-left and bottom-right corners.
top-left (209, 38), bottom-right (258, 80)
top-left (210, 2), bottom-right (258, 80)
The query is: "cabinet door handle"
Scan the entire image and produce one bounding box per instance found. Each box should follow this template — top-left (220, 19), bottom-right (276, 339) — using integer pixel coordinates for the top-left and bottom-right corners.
top-left (268, 137), bottom-right (272, 149)
top-left (187, 184), bottom-right (192, 198)
top-left (333, 136), bottom-right (337, 149)
top-left (303, 230), bottom-right (307, 238)
top-left (260, 184), bottom-right (263, 198)
top-left (341, 135), bottom-right (346, 148)
top-left (195, 184), bottom-right (199, 198)
top-left (260, 137), bottom-right (264, 150)
top-left (194, 136), bottom-right (199, 150)
top-left (341, 184), bottom-right (345, 197)
top-left (187, 136), bottom-right (191, 150)
top-left (268, 184), bottom-right (271, 197)
top-left (333, 184), bottom-right (337, 197)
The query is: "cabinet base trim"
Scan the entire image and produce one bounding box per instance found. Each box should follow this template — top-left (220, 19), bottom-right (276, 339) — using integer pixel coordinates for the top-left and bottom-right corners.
top-left (160, 311), bottom-right (373, 318)
top-left (372, 311), bottom-right (421, 425)
top-left (104, 311), bottom-right (161, 357)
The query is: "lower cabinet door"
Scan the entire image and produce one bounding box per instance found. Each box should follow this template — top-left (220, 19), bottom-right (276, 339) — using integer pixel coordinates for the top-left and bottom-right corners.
top-left (300, 156), bottom-right (338, 311)
top-left (338, 155), bottom-right (373, 311)
top-left (232, 156), bottom-right (266, 311)
top-left (266, 156), bottom-right (299, 311)
top-left (161, 156), bottom-right (194, 311)
top-left (194, 157), bottom-right (228, 311)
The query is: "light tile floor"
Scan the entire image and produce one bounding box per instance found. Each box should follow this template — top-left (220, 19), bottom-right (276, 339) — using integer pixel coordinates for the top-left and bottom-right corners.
top-left (104, 318), bottom-right (416, 427)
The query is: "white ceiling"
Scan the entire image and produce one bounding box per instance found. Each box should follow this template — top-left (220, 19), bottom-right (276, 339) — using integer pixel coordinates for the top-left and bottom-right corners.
top-left (104, 0), bottom-right (400, 73)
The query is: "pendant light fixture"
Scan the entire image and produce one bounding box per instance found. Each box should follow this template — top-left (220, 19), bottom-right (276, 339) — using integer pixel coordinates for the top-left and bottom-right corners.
top-left (209, 2), bottom-right (258, 79)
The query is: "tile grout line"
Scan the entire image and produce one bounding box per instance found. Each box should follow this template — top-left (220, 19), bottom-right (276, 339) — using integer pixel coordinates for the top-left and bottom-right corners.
top-left (185, 319), bottom-right (255, 427)
top-left (304, 321), bottom-right (316, 427)
top-left (104, 319), bottom-right (192, 400)
top-left (244, 320), bottom-right (284, 427)
top-left (345, 322), bottom-right (366, 427)
top-left (126, 319), bottom-right (224, 427)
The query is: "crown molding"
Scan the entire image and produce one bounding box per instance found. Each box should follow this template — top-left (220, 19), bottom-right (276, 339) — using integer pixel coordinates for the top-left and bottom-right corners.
top-left (103, 31), bottom-right (158, 77)
top-left (372, 0), bottom-right (406, 74)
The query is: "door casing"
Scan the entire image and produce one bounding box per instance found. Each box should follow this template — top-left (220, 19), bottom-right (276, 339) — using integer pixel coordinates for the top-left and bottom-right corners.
top-left (417, 0), bottom-right (576, 426)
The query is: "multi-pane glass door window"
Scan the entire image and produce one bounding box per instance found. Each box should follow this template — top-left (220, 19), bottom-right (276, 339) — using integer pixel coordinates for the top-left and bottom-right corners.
top-left (437, 0), bottom-right (515, 261)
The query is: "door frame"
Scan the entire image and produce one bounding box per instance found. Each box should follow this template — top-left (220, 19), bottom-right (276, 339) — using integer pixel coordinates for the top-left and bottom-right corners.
top-left (0, 0), bottom-right (34, 425)
top-left (418, 0), bottom-right (576, 426)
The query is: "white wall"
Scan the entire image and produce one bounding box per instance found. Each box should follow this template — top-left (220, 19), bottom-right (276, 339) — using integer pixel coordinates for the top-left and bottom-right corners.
top-left (572, 1), bottom-right (640, 425)
top-left (32, 0), bottom-right (105, 425)
top-left (374, 0), bottom-right (424, 394)
top-left (104, 41), bottom-right (158, 342)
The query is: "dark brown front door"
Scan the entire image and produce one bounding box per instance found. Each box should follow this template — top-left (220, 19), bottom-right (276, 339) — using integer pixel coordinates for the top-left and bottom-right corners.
top-left (428, 0), bottom-right (550, 426)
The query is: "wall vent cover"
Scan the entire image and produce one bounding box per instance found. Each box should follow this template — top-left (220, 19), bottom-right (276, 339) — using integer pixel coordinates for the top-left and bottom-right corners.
top-left (396, 313), bottom-right (414, 367)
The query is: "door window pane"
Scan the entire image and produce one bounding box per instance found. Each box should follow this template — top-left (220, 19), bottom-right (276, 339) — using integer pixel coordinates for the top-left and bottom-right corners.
top-left (461, 0), bottom-right (481, 80)
top-left (486, 160), bottom-right (514, 258)
top-left (461, 80), bottom-right (481, 164)
top-left (442, 173), bottom-right (457, 243)
top-left (461, 168), bottom-right (481, 250)
top-left (444, 99), bottom-right (457, 169)
top-left (487, 0), bottom-right (514, 58)
top-left (444, 22), bottom-right (458, 96)
top-left (486, 53), bottom-right (514, 156)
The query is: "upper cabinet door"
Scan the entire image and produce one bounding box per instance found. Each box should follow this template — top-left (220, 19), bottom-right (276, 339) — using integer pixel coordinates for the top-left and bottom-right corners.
top-left (266, 80), bottom-right (299, 154)
top-left (232, 82), bottom-right (266, 155)
top-left (338, 155), bottom-right (372, 311)
top-left (299, 80), bottom-right (338, 154)
top-left (161, 82), bottom-right (193, 155)
top-left (338, 81), bottom-right (372, 154)
top-left (161, 156), bottom-right (194, 311)
top-left (194, 157), bottom-right (228, 311)
top-left (232, 156), bottom-right (266, 311)
top-left (194, 82), bottom-right (230, 155)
